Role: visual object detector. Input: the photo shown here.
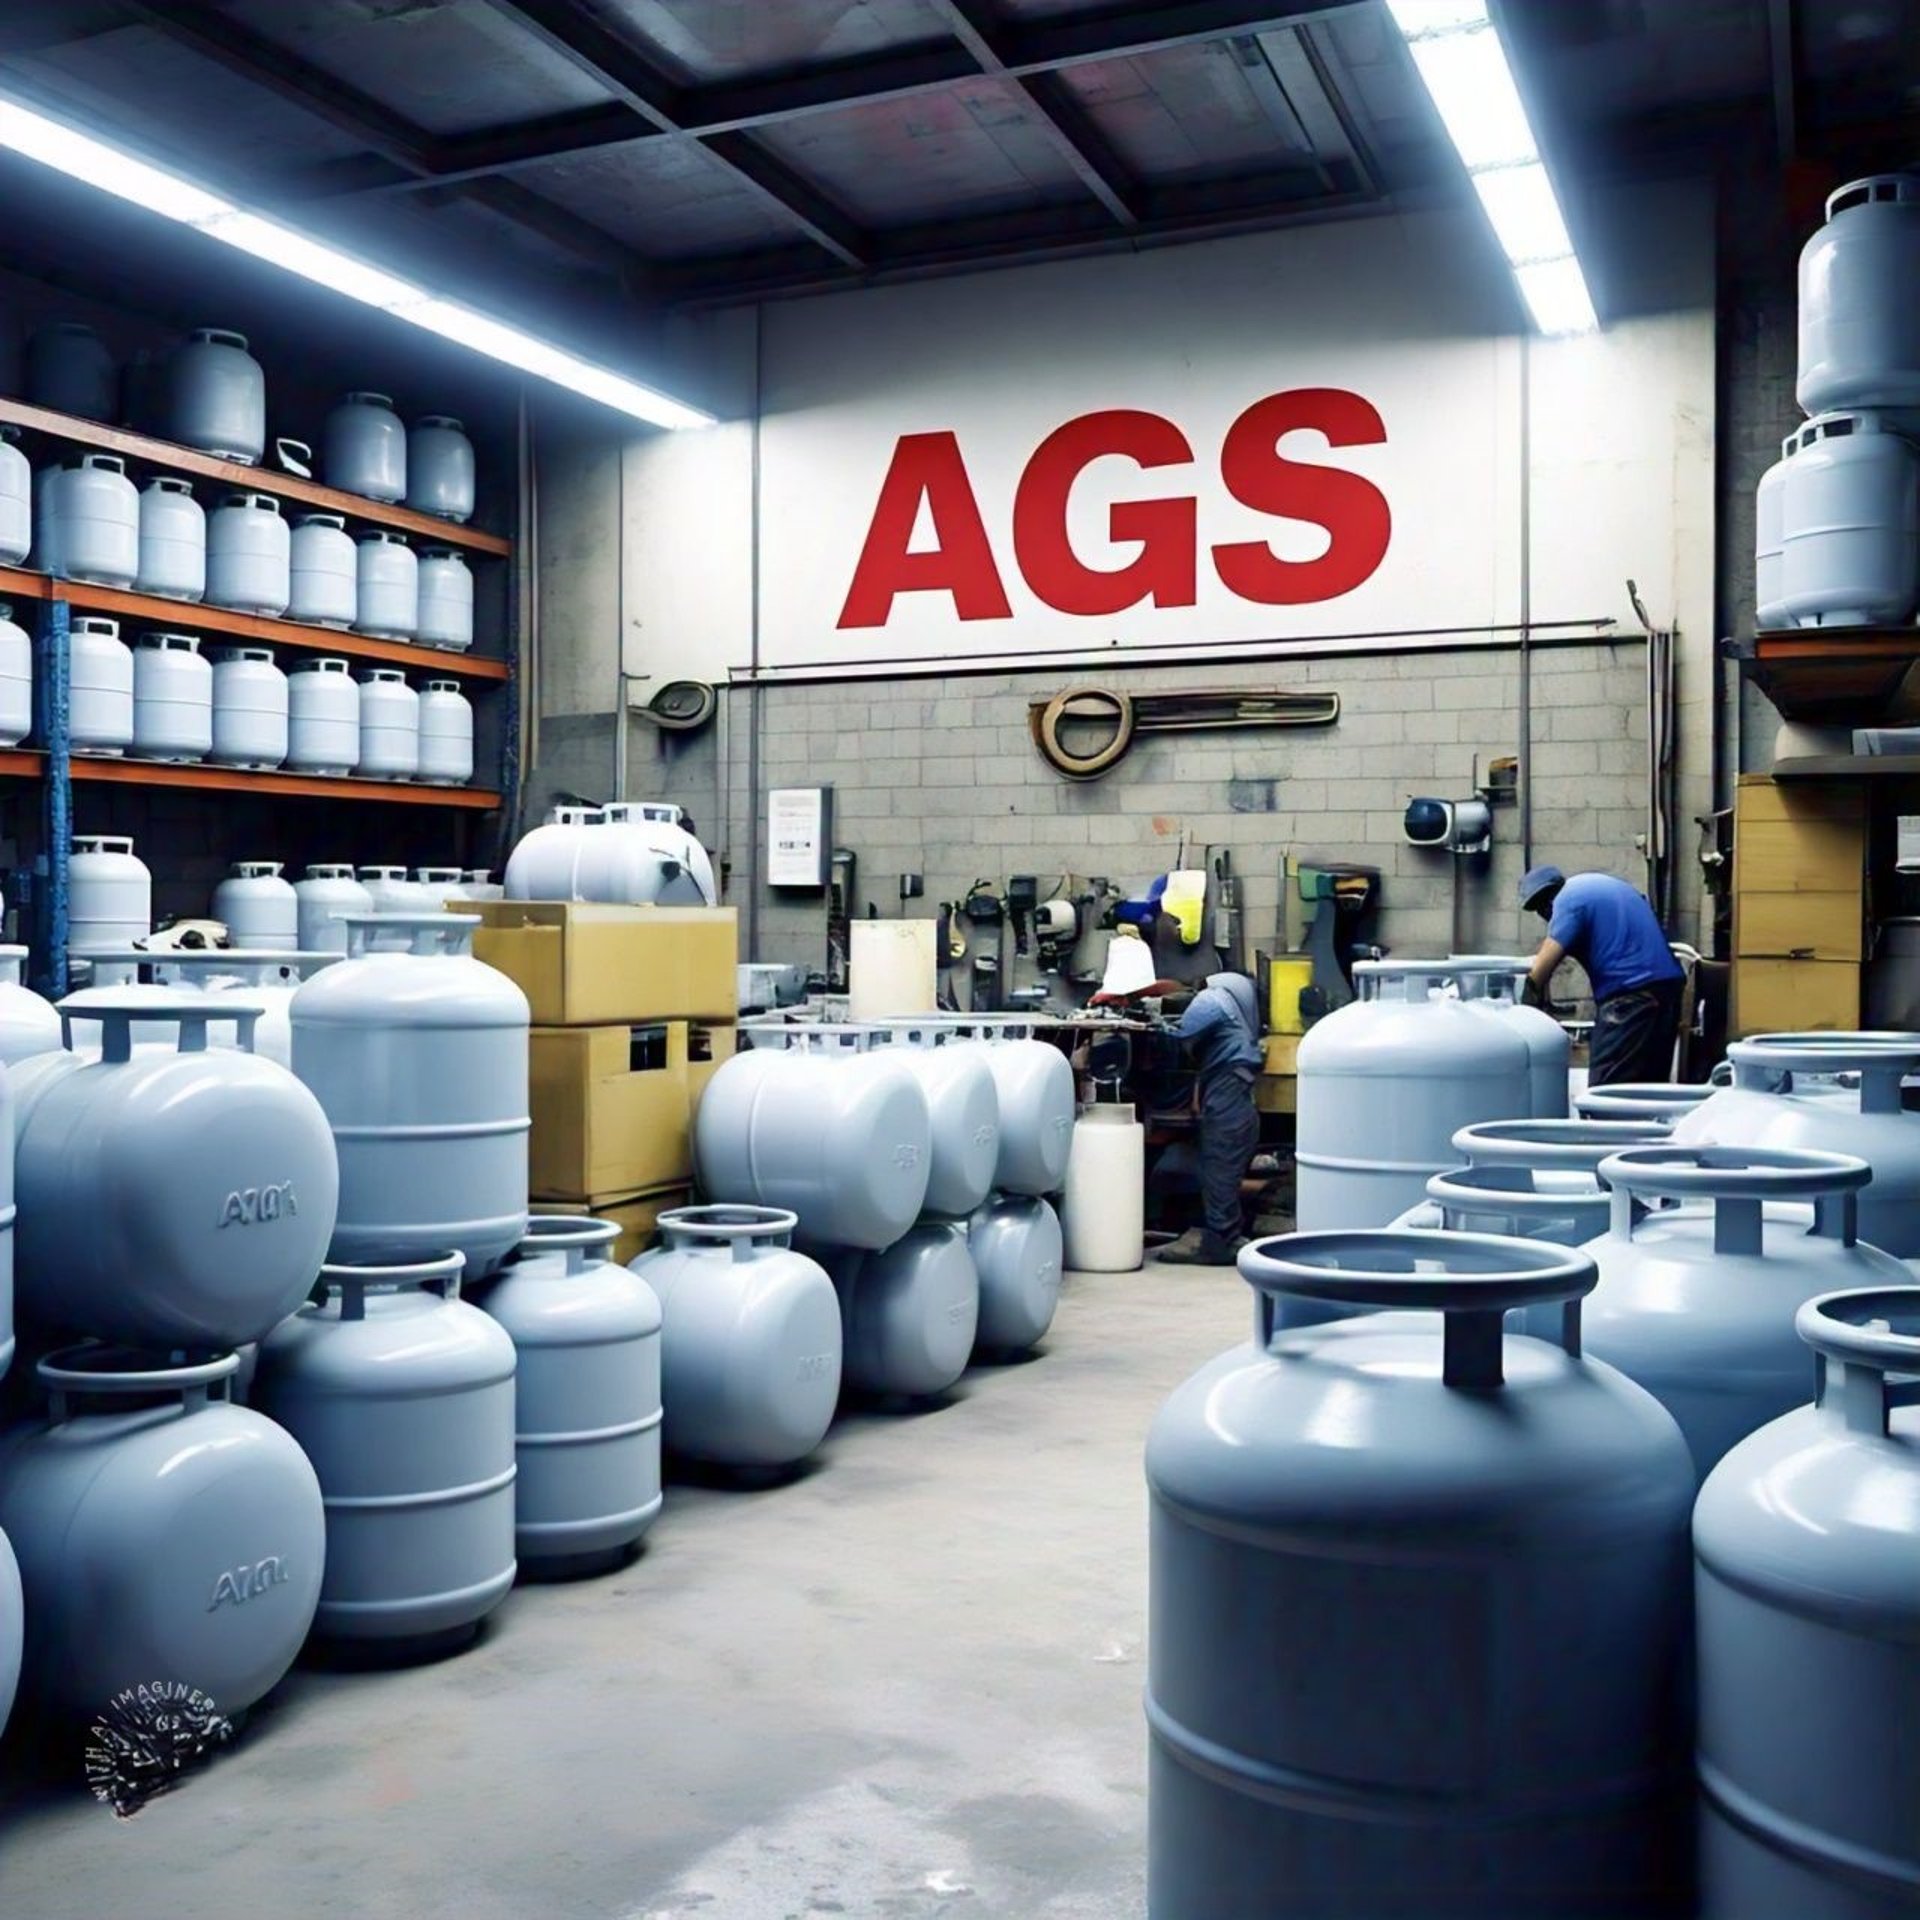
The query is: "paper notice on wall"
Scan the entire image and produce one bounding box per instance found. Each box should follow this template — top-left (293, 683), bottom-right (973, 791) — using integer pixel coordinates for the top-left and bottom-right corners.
top-left (768, 786), bottom-right (830, 887)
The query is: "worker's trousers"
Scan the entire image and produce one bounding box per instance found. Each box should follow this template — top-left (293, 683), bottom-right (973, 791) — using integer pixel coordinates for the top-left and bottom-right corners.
top-left (1589, 977), bottom-right (1685, 1087)
top-left (1198, 1069), bottom-right (1260, 1243)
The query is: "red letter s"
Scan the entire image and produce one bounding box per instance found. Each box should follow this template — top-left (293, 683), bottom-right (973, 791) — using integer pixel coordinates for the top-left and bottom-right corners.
top-left (1211, 389), bottom-right (1390, 605)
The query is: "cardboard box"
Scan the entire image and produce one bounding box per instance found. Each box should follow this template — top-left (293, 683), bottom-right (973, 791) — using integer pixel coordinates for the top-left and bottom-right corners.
top-left (472, 902), bottom-right (738, 1026)
top-left (530, 1020), bottom-right (735, 1202)
top-left (1736, 819), bottom-right (1867, 896)
top-left (1734, 891), bottom-right (1865, 963)
top-left (1733, 773), bottom-right (1865, 825)
top-left (1732, 959), bottom-right (1860, 1036)
top-left (532, 1184), bottom-right (690, 1267)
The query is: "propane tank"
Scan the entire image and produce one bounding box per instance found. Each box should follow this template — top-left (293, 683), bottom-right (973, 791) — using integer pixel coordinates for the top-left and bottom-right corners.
top-left (324, 391), bottom-right (407, 501)
top-left (0, 1347), bottom-right (324, 1719)
top-left (407, 416), bottom-right (476, 521)
top-left (165, 327), bottom-right (266, 462)
top-left (209, 645), bottom-right (288, 770)
top-left (1061, 1094), bottom-right (1144, 1271)
top-left (1694, 1285), bottom-right (1920, 1919)
top-left (416, 548), bottom-right (474, 650)
top-left (285, 657), bottom-right (360, 775)
top-left (290, 913), bottom-right (530, 1281)
top-left (1147, 1230), bottom-right (1694, 1920)
top-left (1797, 174), bottom-right (1920, 420)
top-left (68, 833), bottom-right (150, 956)
top-left (254, 1251), bottom-right (517, 1646)
top-left (416, 678), bottom-right (474, 785)
top-left (355, 531), bottom-right (418, 640)
top-left (477, 1217), bottom-right (662, 1574)
top-left (828, 1221), bottom-right (978, 1399)
top-left (213, 860), bottom-right (298, 950)
top-left (1778, 411), bottom-right (1920, 627)
top-left (1582, 1145), bottom-right (1910, 1482)
top-left (288, 512), bottom-right (358, 627)
top-left (1754, 428), bottom-right (1800, 629)
top-left (205, 491), bottom-right (290, 616)
top-left (47, 454), bottom-right (137, 586)
top-left (134, 476), bottom-right (205, 602)
top-left (629, 1205), bottom-right (842, 1468)
top-left (1575, 1081), bottom-right (1710, 1123)
top-left (69, 615), bottom-right (134, 757)
top-left (504, 802), bottom-right (717, 907)
top-left (295, 864), bottom-right (374, 953)
top-left (0, 603), bottom-right (30, 749)
top-left (131, 631), bottom-right (212, 763)
top-left (0, 426), bottom-right (27, 567)
top-left (967, 1193), bottom-right (1063, 1354)
top-left (0, 946), bottom-right (60, 1068)
top-left (973, 1037), bottom-right (1075, 1197)
top-left (357, 667), bottom-right (419, 778)
top-left (1452, 957), bottom-right (1571, 1117)
top-left (866, 1027), bottom-right (999, 1217)
top-left (111, 948), bottom-right (331, 1070)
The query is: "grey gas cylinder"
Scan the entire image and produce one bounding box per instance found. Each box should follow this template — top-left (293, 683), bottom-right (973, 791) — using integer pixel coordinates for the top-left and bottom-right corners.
top-left (0, 1521), bottom-right (17, 1740)
top-left (407, 416), bottom-right (476, 522)
top-left (1146, 1230), bottom-right (1695, 1920)
top-left (166, 328), bottom-right (266, 464)
top-left (1581, 1145), bottom-right (1909, 1483)
top-left (970, 1038), bottom-right (1074, 1197)
top-left (829, 1220), bottom-right (979, 1398)
top-left (1391, 1114), bottom-right (1669, 1231)
top-left (13, 998), bottom-right (338, 1349)
top-left (255, 1252), bottom-right (516, 1644)
top-left (1797, 174), bottom-right (1920, 419)
top-left (324, 391), bottom-right (407, 502)
top-left (629, 1206), bottom-right (841, 1468)
top-left (694, 1045), bottom-right (930, 1250)
top-left (1453, 959), bottom-right (1571, 1117)
top-left (290, 913), bottom-right (530, 1282)
top-left (0, 1347), bottom-right (323, 1718)
top-left (1574, 1080), bottom-right (1711, 1123)
top-left (966, 1193), bottom-right (1062, 1354)
top-left (876, 1033), bottom-right (999, 1217)
top-left (1695, 1286), bottom-right (1920, 1919)
top-left (294, 864), bottom-right (373, 954)
top-left (0, 944), bottom-right (60, 1069)
top-left (478, 1217), bottom-right (663, 1574)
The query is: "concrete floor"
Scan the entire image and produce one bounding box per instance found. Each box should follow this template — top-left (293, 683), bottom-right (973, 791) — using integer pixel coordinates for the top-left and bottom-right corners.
top-left (0, 1262), bottom-right (1244, 1919)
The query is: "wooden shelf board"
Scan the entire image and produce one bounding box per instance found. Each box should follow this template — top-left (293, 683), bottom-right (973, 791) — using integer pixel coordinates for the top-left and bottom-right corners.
top-left (1771, 753), bottom-right (1920, 781)
top-left (0, 566), bottom-right (508, 681)
top-left (68, 756), bottom-right (501, 808)
top-left (0, 748), bottom-right (45, 777)
top-left (0, 396), bottom-right (510, 555)
top-left (1731, 628), bottom-right (1920, 726)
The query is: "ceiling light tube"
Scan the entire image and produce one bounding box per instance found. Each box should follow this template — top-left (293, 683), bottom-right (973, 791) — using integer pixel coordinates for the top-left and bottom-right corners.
top-left (0, 92), bottom-right (713, 429)
top-left (1387, 1), bottom-right (1597, 336)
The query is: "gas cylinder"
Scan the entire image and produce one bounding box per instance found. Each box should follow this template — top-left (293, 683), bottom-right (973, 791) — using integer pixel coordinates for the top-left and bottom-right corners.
top-left (357, 667), bottom-right (419, 779)
top-left (972, 1037), bottom-right (1075, 1197)
top-left (1754, 428), bottom-right (1800, 629)
top-left (416, 548), bottom-right (474, 650)
top-left (131, 631), bottom-right (212, 762)
top-left (407, 416), bottom-right (476, 521)
top-left (1147, 1230), bottom-right (1694, 1920)
top-left (25, 323), bottom-right (114, 420)
top-left (213, 860), bottom-right (298, 950)
top-left (205, 491), bottom-right (290, 616)
top-left (967, 1193), bottom-right (1063, 1353)
top-left (0, 1347), bottom-right (324, 1718)
top-left (288, 512), bottom-right (357, 627)
top-left (286, 657), bottom-right (360, 775)
top-left (829, 1221), bottom-right (978, 1398)
top-left (1797, 174), bottom-right (1920, 419)
top-left (416, 678), bottom-right (474, 786)
top-left (113, 948), bottom-right (331, 1070)
top-left (135, 476), bottom-right (205, 602)
top-left (166, 328), bottom-right (266, 462)
top-left (69, 615), bottom-right (134, 757)
top-left (290, 912), bottom-right (530, 1281)
top-left (324, 392), bottom-right (407, 501)
top-left (629, 1206), bottom-right (842, 1468)
top-left (504, 802), bottom-right (717, 907)
top-left (1778, 411), bottom-right (1920, 627)
top-left (295, 864), bottom-right (373, 953)
top-left (1452, 958), bottom-right (1571, 1117)
top-left (0, 602), bottom-right (30, 748)
top-left (1695, 1284), bottom-right (1920, 1918)
top-left (1575, 1081), bottom-right (1710, 1123)
top-left (0, 426), bottom-right (27, 567)
top-left (868, 1029), bottom-right (999, 1217)
top-left (254, 1251), bottom-right (517, 1646)
top-left (209, 645), bottom-right (288, 769)
top-left (0, 946), bottom-right (60, 1068)
top-left (355, 531), bottom-right (418, 641)
top-left (478, 1217), bottom-right (662, 1573)
top-left (47, 454), bottom-right (137, 586)
top-left (67, 833), bottom-right (149, 956)
top-left (1581, 1144), bottom-right (1909, 1482)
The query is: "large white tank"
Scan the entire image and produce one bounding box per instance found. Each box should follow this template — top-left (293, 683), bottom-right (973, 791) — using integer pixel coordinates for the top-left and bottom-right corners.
top-left (504, 802), bottom-right (716, 907)
top-left (1061, 1099), bottom-right (1144, 1271)
top-left (1797, 174), bottom-right (1920, 420)
top-left (1294, 960), bottom-right (1533, 1235)
top-left (1778, 411), bottom-right (1920, 628)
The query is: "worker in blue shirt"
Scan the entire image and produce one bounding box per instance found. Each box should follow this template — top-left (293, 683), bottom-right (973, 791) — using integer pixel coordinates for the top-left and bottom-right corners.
top-left (1519, 864), bottom-right (1686, 1086)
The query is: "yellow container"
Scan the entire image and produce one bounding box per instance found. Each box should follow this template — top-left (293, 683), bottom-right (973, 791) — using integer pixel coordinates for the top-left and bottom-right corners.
top-left (1268, 957), bottom-right (1313, 1034)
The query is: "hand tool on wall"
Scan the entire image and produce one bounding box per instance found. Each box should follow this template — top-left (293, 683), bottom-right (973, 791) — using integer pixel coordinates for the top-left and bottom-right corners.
top-left (1028, 685), bottom-right (1340, 780)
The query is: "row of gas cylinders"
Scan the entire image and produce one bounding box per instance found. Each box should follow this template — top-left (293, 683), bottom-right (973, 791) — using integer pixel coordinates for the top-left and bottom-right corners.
top-left (67, 622), bottom-right (474, 780)
top-left (1752, 174), bottom-right (1920, 629)
top-left (18, 321), bottom-right (477, 518)
top-left (18, 459), bottom-right (475, 649)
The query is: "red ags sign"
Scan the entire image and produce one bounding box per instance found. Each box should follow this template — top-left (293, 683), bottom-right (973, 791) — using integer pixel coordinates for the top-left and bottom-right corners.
top-left (837, 388), bottom-right (1390, 630)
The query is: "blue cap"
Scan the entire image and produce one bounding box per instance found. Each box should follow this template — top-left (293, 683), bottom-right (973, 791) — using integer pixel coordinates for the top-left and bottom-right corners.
top-left (1518, 864), bottom-right (1565, 910)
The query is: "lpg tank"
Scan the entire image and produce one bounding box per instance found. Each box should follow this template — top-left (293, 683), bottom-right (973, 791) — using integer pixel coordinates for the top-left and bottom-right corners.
top-left (290, 913), bottom-right (530, 1281)
top-left (1797, 174), bottom-right (1920, 419)
top-left (629, 1206), bottom-right (842, 1468)
top-left (1694, 1286), bottom-right (1920, 1919)
top-left (13, 997), bottom-right (338, 1349)
top-left (967, 1193), bottom-right (1063, 1354)
top-left (254, 1252), bottom-right (517, 1646)
top-left (1147, 1230), bottom-right (1694, 1920)
top-left (69, 617), bottom-right (134, 757)
top-left (503, 802), bottom-right (717, 907)
top-left (1294, 960), bottom-right (1533, 1232)
top-left (1387, 1115), bottom-right (1668, 1233)
top-left (476, 1217), bottom-right (663, 1575)
top-left (213, 859), bottom-right (298, 950)
top-left (868, 1028), bottom-right (999, 1217)
top-left (694, 1042), bottom-right (930, 1249)
top-left (0, 945), bottom-right (61, 1067)
top-left (1778, 410), bottom-right (1920, 627)
top-left (1582, 1145), bottom-right (1910, 1482)
top-left (1061, 1096), bottom-right (1145, 1272)
top-left (0, 1347), bottom-right (323, 1718)
top-left (295, 864), bottom-right (373, 953)
top-left (129, 948), bottom-right (334, 1068)
top-left (1671, 1036), bottom-right (1920, 1254)
top-left (1452, 957), bottom-right (1571, 1117)
top-left (828, 1220), bottom-right (979, 1399)
top-left (68, 834), bottom-right (150, 960)
top-left (0, 1522), bottom-right (16, 1740)
top-left (1754, 429), bottom-right (1800, 628)
top-left (972, 1037), bottom-right (1075, 1196)
top-left (1575, 1081), bottom-right (1711, 1124)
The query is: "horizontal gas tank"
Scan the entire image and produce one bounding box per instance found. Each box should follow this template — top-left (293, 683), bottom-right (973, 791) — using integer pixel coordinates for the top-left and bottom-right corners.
top-left (504, 802), bottom-right (716, 907)
top-left (828, 1220), bottom-right (979, 1399)
top-left (967, 1193), bottom-right (1063, 1354)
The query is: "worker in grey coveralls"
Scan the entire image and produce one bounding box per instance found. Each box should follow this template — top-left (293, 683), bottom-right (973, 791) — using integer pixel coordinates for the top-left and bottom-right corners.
top-left (1157, 972), bottom-right (1264, 1267)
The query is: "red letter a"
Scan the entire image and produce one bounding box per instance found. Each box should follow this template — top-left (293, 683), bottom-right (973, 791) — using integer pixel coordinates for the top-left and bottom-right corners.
top-left (837, 431), bottom-right (1013, 629)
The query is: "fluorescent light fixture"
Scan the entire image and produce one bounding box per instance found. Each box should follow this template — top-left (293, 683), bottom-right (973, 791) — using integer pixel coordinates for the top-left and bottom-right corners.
top-left (0, 93), bottom-right (713, 429)
top-left (1388, 1), bottom-right (1598, 336)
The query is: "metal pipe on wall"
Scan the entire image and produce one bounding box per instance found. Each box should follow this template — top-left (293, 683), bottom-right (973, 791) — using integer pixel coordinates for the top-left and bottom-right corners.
top-left (746, 303), bottom-right (764, 957)
top-left (1517, 331), bottom-right (1533, 883)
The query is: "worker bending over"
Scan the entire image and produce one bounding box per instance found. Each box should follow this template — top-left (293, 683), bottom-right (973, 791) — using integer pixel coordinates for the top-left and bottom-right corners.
top-left (1519, 864), bottom-right (1684, 1086)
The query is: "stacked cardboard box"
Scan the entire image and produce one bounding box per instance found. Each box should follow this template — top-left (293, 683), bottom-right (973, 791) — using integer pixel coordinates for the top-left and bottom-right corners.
top-left (472, 902), bottom-right (739, 1258)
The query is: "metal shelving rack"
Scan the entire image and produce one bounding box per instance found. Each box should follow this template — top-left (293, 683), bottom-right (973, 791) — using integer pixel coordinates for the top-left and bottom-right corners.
top-left (0, 398), bottom-right (517, 995)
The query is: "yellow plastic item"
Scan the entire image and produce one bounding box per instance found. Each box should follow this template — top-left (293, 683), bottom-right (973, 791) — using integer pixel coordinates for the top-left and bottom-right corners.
top-left (1162, 869), bottom-right (1208, 948)
top-left (1268, 957), bottom-right (1312, 1034)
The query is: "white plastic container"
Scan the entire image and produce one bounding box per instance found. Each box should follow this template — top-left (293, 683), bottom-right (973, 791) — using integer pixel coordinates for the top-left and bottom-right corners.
top-left (206, 491), bottom-right (291, 616)
top-left (355, 531), bottom-right (417, 640)
top-left (131, 631), bottom-right (212, 763)
top-left (210, 645), bottom-right (288, 769)
top-left (357, 668), bottom-right (419, 780)
top-left (68, 835), bottom-right (151, 957)
top-left (166, 327), bottom-right (266, 463)
top-left (286, 657), bottom-right (360, 775)
top-left (69, 615), bottom-right (134, 756)
top-left (849, 920), bottom-right (937, 1018)
top-left (415, 548), bottom-right (474, 651)
top-left (0, 604), bottom-right (30, 749)
top-left (416, 678), bottom-right (473, 786)
top-left (324, 392), bottom-right (407, 502)
top-left (0, 426), bottom-right (29, 567)
top-left (295, 865), bottom-right (373, 953)
top-left (407, 416), bottom-right (476, 522)
top-left (213, 861), bottom-right (298, 951)
top-left (1062, 1101), bottom-right (1145, 1271)
top-left (47, 454), bottom-right (137, 586)
top-left (135, 476), bottom-right (206, 602)
top-left (288, 512), bottom-right (357, 628)
top-left (1778, 411), bottom-right (1920, 628)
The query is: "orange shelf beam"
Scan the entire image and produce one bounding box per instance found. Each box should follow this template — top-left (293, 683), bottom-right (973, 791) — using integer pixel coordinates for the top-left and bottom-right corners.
top-left (68, 755), bottom-right (501, 809)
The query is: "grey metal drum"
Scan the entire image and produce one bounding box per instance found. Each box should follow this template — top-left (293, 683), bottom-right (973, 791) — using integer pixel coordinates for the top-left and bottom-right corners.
top-left (1146, 1231), bottom-right (1694, 1920)
top-left (966, 1193), bottom-right (1063, 1354)
top-left (1695, 1288), bottom-right (1920, 1919)
top-left (0, 1348), bottom-right (323, 1718)
top-left (830, 1220), bottom-right (979, 1399)
top-left (255, 1253), bottom-right (517, 1644)
top-left (13, 999), bottom-right (337, 1350)
top-left (630, 1207), bottom-right (841, 1468)
top-left (478, 1217), bottom-right (663, 1573)
top-left (291, 913), bottom-right (530, 1281)
top-left (1580, 1146), bottom-right (1909, 1484)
